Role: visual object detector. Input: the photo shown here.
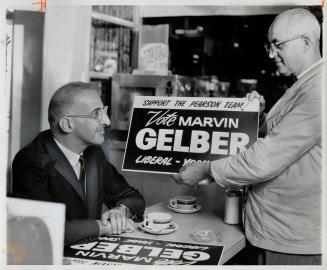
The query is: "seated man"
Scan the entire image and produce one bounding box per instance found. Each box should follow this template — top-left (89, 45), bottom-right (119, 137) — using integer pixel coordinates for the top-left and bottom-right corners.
top-left (11, 82), bottom-right (145, 245)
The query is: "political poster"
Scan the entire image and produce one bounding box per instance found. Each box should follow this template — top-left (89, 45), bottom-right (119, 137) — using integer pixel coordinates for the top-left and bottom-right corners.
top-left (64, 235), bottom-right (223, 265)
top-left (123, 96), bottom-right (259, 174)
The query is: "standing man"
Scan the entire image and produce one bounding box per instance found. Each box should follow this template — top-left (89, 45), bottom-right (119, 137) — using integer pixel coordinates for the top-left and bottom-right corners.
top-left (11, 82), bottom-right (145, 245)
top-left (173, 8), bottom-right (323, 265)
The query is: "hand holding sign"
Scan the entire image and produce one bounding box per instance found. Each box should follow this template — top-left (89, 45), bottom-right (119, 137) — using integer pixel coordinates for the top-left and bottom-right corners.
top-left (246, 91), bottom-right (265, 116)
top-left (172, 161), bottom-right (213, 186)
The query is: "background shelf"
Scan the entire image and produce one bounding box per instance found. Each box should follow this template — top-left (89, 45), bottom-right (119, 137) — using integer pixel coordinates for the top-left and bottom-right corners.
top-left (89, 71), bottom-right (113, 79)
top-left (91, 11), bottom-right (136, 28)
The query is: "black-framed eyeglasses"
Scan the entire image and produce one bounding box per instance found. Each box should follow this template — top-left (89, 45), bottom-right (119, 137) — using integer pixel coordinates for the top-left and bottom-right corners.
top-left (64, 106), bottom-right (108, 122)
top-left (264, 34), bottom-right (305, 57)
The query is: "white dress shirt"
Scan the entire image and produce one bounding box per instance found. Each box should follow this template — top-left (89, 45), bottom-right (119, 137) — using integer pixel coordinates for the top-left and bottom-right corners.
top-left (53, 137), bottom-right (83, 179)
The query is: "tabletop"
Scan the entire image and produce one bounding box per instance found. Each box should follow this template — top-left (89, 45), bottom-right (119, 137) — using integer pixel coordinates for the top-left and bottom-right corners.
top-left (126, 184), bottom-right (246, 264)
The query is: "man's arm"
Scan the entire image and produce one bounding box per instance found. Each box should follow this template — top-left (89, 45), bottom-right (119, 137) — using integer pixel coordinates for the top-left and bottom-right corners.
top-left (210, 88), bottom-right (321, 187)
top-left (97, 149), bottom-right (145, 234)
top-left (11, 151), bottom-right (101, 246)
top-left (65, 220), bottom-right (99, 245)
top-left (173, 88), bottom-right (321, 187)
top-left (101, 152), bottom-right (145, 221)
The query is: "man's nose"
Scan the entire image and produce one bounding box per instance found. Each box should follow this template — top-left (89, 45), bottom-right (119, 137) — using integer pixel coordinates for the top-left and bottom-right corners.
top-left (269, 50), bottom-right (275, 59)
top-left (101, 113), bottom-right (110, 126)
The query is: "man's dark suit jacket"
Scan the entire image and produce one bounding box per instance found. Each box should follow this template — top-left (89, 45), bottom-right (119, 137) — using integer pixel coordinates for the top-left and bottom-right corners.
top-left (11, 130), bottom-right (145, 245)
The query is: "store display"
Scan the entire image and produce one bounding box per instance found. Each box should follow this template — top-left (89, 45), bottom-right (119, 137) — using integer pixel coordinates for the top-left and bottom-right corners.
top-left (89, 6), bottom-right (134, 75)
top-left (90, 22), bottom-right (131, 74)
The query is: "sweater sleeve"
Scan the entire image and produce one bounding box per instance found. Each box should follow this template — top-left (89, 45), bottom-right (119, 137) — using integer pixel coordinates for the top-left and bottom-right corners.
top-left (210, 87), bottom-right (321, 188)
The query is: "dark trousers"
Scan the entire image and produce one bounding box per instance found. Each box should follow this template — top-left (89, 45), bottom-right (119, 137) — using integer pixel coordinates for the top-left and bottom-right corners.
top-left (226, 241), bottom-right (321, 265)
top-left (263, 249), bottom-right (321, 265)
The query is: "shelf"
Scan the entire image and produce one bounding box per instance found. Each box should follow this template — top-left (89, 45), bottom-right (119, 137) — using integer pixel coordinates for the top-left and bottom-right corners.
top-left (91, 11), bottom-right (136, 28)
top-left (89, 71), bottom-right (113, 79)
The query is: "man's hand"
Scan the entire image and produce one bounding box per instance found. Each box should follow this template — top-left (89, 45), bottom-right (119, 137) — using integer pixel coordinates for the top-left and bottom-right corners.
top-left (100, 207), bottom-right (128, 235)
top-left (96, 219), bottom-right (113, 236)
top-left (246, 91), bottom-right (265, 116)
top-left (172, 161), bottom-right (211, 186)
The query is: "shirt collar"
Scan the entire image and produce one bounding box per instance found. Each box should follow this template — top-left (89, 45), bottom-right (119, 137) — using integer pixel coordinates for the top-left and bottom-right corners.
top-left (53, 137), bottom-right (82, 168)
top-left (297, 59), bottom-right (324, 79)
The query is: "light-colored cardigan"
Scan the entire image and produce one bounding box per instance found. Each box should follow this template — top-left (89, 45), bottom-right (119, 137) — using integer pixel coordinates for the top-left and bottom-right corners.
top-left (211, 60), bottom-right (323, 254)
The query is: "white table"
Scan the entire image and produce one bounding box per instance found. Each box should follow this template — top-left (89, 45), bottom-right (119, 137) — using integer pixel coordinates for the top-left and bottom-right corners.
top-left (124, 184), bottom-right (246, 264)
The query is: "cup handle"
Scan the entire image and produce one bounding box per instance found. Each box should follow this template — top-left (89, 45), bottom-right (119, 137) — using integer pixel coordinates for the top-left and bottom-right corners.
top-left (143, 218), bottom-right (153, 229)
top-left (169, 199), bottom-right (177, 208)
top-left (156, 222), bottom-right (172, 232)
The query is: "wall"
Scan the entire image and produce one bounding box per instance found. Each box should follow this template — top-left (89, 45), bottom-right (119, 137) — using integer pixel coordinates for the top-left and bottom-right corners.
top-left (10, 11), bottom-right (44, 160)
top-left (140, 5), bottom-right (295, 18)
top-left (41, 5), bottom-right (92, 130)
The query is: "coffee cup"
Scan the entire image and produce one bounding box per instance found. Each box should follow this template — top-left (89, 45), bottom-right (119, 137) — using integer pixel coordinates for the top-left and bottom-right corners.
top-left (143, 212), bottom-right (172, 232)
top-left (169, 195), bottom-right (196, 210)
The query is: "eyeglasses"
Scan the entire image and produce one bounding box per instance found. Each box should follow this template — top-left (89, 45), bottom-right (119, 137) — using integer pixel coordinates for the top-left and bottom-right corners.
top-left (264, 34), bottom-right (305, 57)
top-left (64, 106), bottom-right (108, 122)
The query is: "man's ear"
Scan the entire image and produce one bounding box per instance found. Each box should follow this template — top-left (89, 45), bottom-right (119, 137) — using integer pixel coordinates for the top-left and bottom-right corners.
top-left (58, 117), bottom-right (73, 133)
top-left (302, 35), bottom-right (312, 52)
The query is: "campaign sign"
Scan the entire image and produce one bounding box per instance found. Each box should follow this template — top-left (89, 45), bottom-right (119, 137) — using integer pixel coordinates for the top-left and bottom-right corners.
top-left (123, 96), bottom-right (259, 174)
top-left (64, 235), bottom-right (223, 265)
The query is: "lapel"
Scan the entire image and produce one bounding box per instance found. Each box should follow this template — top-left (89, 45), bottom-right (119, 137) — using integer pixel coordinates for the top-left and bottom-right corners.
top-left (84, 149), bottom-right (99, 219)
top-left (44, 134), bottom-right (85, 202)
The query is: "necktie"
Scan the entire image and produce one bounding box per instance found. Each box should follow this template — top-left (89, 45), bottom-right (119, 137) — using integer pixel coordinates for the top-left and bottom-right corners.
top-left (79, 155), bottom-right (86, 196)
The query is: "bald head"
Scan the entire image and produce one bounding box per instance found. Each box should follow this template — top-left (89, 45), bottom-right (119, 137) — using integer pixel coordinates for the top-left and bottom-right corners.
top-left (269, 8), bottom-right (320, 44)
top-left (267, 8), bottom-right (321, 76)
top-left (48, 82), bottom-right (99, 133)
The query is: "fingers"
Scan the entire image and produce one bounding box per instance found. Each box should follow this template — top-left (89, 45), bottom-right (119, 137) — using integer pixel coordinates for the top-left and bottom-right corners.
top-left (102, 206), bottom-right (131, 235)
top-left (259, 95), bottom-right (266, 104)
top-left (102, 222), bottom-right (113, 236)
top-left (121, 215), bottom-right (127, 232)
top-left (171, 163), bottom-right (191, 184)
top-left (171, 172), bottom-right (185, 185)
top-left (101, 212), bottom-right (109, 225)
top-left (246, 91), bottom-right (265, 114)
top-left (246, 90), bottom-right (260, 101)
top-left (171, 173), bottom-right (181, 181)
top-left (109, 212), bottom-right (127, 234)
top-left (109, 213), bottom-right (119, 234)
top-left (178, 164), bottom-right (188, 173)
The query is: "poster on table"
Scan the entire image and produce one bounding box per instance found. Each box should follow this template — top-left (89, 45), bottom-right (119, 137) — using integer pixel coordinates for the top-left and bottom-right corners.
top-left (123, 96), bottom-right (259, 174)
top-left (64, 236), bottom-right (223, 265)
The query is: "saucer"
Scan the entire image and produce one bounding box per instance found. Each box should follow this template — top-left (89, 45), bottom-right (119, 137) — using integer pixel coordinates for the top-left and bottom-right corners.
top-left (139, 222), bottom-right (178, 235)
top-left (168, 203), bottom-right (202, 214)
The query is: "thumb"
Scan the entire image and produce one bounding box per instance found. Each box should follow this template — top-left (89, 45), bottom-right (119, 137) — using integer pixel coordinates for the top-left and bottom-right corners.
top-left (171, 173), bottom-right (180, 181)
top-left (101, 212), bottom-right (109, 225)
